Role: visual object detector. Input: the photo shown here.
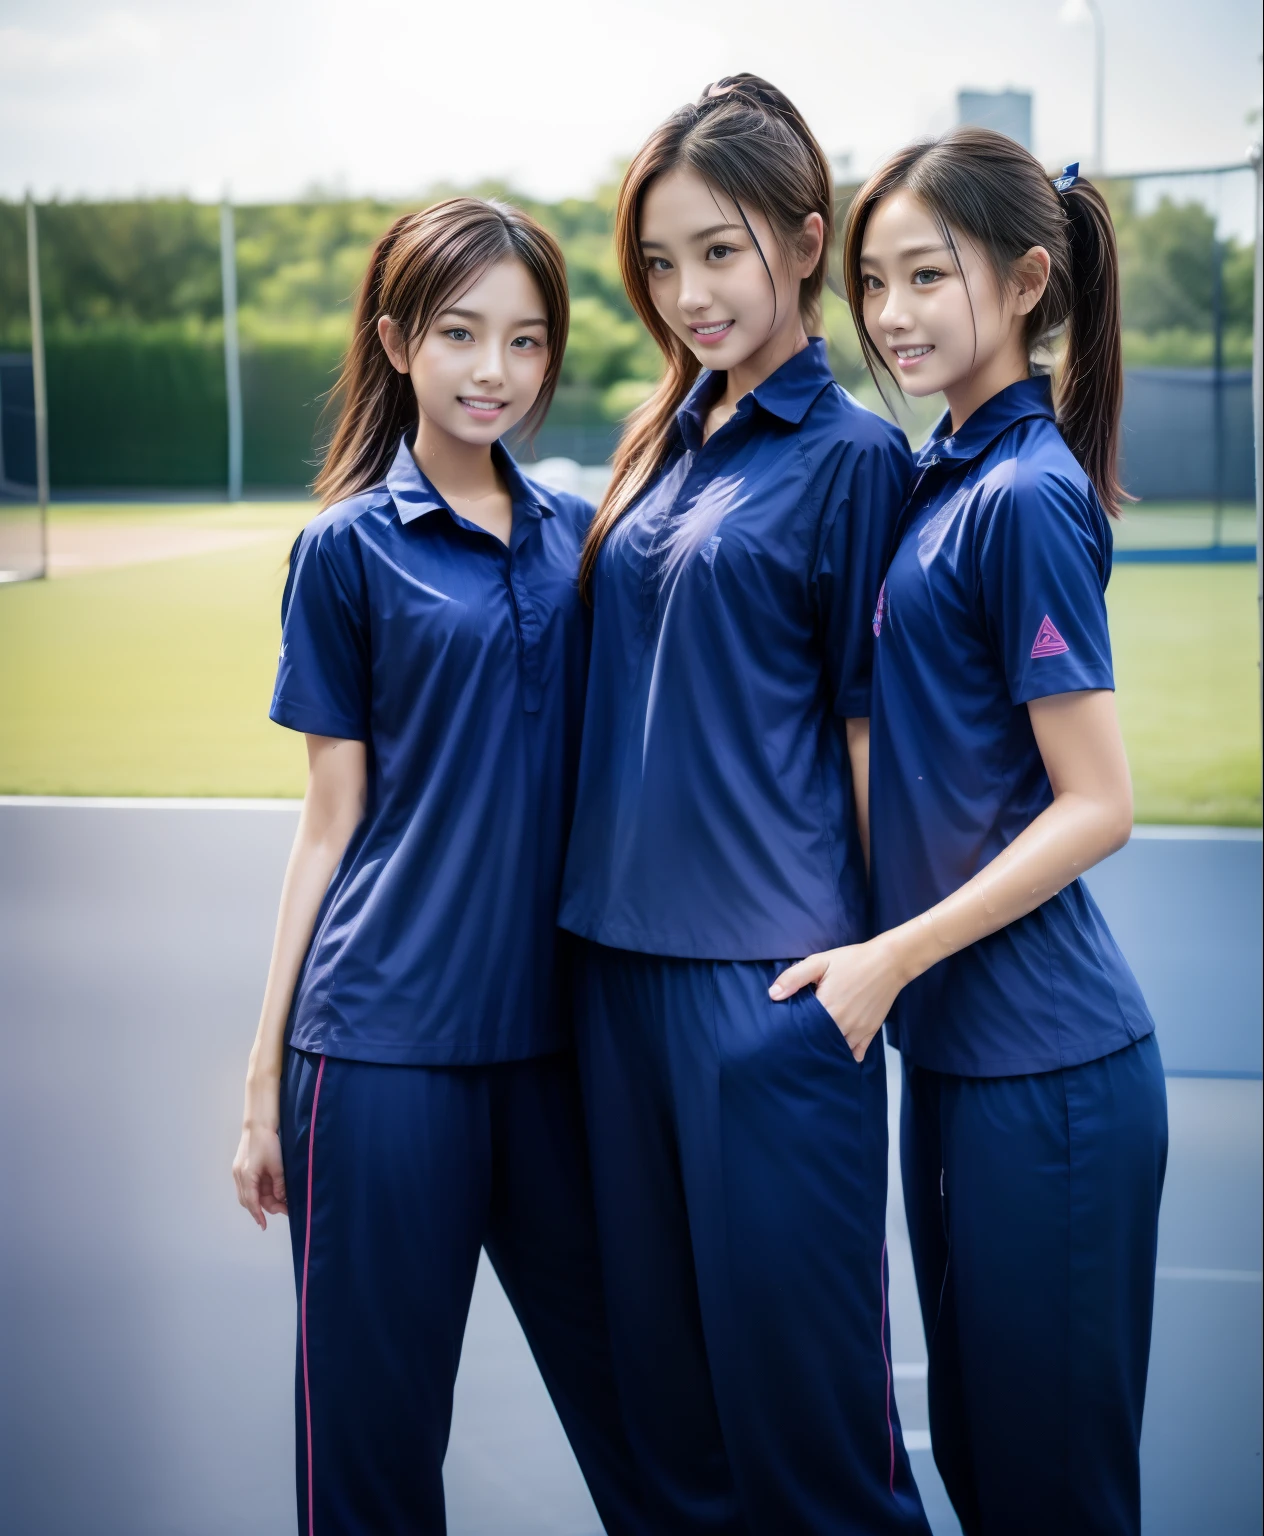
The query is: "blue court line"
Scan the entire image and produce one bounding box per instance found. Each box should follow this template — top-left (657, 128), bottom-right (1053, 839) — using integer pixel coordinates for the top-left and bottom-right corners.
top-left (1114, 545), bottom-right (1256, 564)
top-left (1164, 1069), bottom-right (1263, 1081)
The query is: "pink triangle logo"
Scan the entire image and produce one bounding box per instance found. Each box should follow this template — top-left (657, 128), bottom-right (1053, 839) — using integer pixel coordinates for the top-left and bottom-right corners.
top-left (1031, 615), bottom-right (1070, 659)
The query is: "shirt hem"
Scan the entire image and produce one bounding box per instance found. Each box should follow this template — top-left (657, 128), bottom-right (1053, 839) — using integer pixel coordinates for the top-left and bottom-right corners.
top-left (558, 913), bottom-right (859, 962)
top-left (890, 1018), bottom-right (1154, 1080)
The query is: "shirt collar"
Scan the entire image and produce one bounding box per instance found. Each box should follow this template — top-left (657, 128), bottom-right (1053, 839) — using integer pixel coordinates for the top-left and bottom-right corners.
top-left (676, 336), bottom-right (835, 450)
top-left (385, 433), bottom-right (554, 526)
top-left (915, 374), bottom-right (1056, 471)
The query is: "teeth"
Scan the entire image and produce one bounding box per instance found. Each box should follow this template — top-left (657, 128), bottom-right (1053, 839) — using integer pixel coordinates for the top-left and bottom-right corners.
top-left (462, 399), bottom-right (502, 411)
top-left (695, 322), bottom-right (732, 335)
top-left (896, 346), bottom-right (933, 359)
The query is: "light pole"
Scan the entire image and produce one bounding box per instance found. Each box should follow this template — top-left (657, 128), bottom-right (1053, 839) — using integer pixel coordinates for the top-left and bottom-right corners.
top-left (1060, 0), bottom-right (1105, 173)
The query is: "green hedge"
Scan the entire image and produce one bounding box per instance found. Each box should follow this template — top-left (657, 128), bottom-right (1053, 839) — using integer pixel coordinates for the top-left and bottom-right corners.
top-left (40, 326), bottom-right (614, 489)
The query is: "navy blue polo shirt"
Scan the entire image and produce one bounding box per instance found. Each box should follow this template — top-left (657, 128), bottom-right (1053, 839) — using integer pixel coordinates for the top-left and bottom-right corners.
top-left (870, 376), bottom-right (1154, 1077)
top-left (559, 338), bottom-right (912, 959)
top-left (271, 435), bottom-right (591, 1066)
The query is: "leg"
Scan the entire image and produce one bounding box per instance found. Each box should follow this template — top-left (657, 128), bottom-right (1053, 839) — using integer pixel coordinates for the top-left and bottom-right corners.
top-left (482, 1051), bottom-right (651, 1536)
top-left (899, 1059), bottom-right (981, 1534)
top-left (280, 1050), bottom-right (490, 1535)
top-left (940, 1035), bottom-right (1168, 1536)
top-left (670, 961), bottom-right (928, 1535)
top-left (573, 943), bottom-right (743, 1535)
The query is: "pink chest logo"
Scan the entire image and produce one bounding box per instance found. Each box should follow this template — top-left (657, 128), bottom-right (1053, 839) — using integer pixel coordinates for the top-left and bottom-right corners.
top-left (1030, 615), bottom-right (1070, 658)
top-left (872, 579), bottom-right (887, 638)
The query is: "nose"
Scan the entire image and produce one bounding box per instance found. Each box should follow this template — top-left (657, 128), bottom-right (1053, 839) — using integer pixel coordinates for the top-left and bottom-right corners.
top-left (877, 286), bottom-right (910, 337)
top-left (471, 341), bottom-right (505, 387)
top-left (675, 261), bottom-right (712, 317)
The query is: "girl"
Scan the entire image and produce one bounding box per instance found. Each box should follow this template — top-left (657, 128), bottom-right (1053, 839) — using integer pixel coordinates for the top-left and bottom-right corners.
top-left (773, 130), bottom-right (1168, 1533)
top-left (559, 76), bottom-right (931, 1535)
top-left (231, 198), bottom-right (646, 1536)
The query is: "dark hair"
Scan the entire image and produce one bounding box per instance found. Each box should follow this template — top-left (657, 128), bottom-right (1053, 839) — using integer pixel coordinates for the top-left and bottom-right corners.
top-left (315, 197), bottom-right (569, 509)
top-left (841, 127), bottom-right (1125, 516)
top-left (580, 73), bottom-right (833, 594)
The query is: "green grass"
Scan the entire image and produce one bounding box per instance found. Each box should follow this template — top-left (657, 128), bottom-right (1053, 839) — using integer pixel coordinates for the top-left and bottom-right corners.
top-left (0, 503), bottom-right (1260, 822)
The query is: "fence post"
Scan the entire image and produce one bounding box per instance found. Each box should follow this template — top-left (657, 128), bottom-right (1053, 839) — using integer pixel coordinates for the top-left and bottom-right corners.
top-left (219, 198), bottom-right (243, 502)
top-left (1253, 143), bottom-right (1262, 733)
top-left (25, 193), bottom-right (49, 578)
top-left (1211, 234), bottom-right (1225, 546)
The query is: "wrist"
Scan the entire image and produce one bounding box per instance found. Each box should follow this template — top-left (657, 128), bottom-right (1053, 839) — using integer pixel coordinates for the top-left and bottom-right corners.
top-left (878, 920), bottom-right (934, 988)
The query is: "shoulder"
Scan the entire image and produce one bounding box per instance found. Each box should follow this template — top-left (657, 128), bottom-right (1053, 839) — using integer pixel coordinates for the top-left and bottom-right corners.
top-left (288, 487), bottom-right (388, 598)
top-left (805, 383), bottom-right (914, 478)
top-left (975, 418), bottom-right (1109, 553)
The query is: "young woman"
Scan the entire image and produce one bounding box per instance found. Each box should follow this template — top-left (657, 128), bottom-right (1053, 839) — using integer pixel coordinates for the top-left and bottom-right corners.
top-left (559, 76), bottom-right (930, 1535)
top-left (231, 198), bottom-right (647, 1536)
top-left (773, 130), bottom-right (1167, 1533)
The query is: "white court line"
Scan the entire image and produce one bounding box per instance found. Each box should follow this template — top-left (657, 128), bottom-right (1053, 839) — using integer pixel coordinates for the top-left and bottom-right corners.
top-left (0, 795), bottom-right (300, 810)
top-left (1, 799), bottom-right (1258, 841)
top-left (1156, 1266), bottom-right (1263, 1283)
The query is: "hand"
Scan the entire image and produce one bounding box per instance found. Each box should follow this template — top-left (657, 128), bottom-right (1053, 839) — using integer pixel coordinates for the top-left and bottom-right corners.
top-left (769, 935), bottom-right (908, 1063)
top-left (233, 1118), bottom-right (287, 1231)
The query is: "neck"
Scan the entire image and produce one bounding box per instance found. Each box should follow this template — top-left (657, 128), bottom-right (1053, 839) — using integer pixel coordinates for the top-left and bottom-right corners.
top-left (411, 414), bottom-right (500, 501)
top-left (943, 341), bottom-right (1030, 433)
top-left (718, 319), bottom-right (810, 410)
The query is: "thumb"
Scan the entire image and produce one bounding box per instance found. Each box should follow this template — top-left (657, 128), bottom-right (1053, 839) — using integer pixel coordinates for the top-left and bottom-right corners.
top-left (769, 953), bottom-right (827, 1000)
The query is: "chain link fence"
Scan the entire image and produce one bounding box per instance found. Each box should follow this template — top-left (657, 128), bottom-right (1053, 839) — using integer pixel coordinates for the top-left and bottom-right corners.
top-left (1, 159), bottom-right (1260, 582)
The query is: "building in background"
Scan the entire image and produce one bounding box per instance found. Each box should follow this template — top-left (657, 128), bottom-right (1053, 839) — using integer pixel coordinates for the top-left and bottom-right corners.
top-left (956, 88), bottom-right (1033, 149)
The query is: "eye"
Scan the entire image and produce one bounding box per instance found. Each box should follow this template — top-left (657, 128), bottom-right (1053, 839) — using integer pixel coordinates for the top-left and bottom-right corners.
top-left (645, 256), bottom-right (672, 274)
top-left (510, 334), bottom-right (542, 350)
top-left (707, 244), bottom-right (735, 261)
top-left (911, 267), bottom-right (944, 286)
top-left (444, 327), bottom-right (473, 342)
top-left (860, 274), bottom-right (883, 294)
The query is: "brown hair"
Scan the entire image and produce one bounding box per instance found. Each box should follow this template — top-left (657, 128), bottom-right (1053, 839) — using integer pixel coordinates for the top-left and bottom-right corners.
top-left (579, 74), bottom-right (834, 594)
top-left (315, 197), bottom-right (569, 509)
top-left (841, 127), bottom-right (1125, 515)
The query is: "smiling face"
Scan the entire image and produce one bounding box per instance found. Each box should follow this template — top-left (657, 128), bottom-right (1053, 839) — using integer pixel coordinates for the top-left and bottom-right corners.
top-left (378, 255), bottom-right (549, 447)
top-left (858, 189), bottom-right (1049, 423)
top-left (638, 166), bottom-right (819, 384)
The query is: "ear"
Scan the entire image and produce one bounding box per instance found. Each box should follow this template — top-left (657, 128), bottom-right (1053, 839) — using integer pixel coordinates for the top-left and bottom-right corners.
top-left (796, 211), bottom-right (826, 277)
top-left (377, 314), bottom-right (411, 374)
top-left (1012, 246), bottom-right (1051, 315)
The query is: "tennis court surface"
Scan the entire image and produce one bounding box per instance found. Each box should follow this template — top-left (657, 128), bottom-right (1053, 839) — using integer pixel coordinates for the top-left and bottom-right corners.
top-left (0, 801), bottom-right (1259, 1534)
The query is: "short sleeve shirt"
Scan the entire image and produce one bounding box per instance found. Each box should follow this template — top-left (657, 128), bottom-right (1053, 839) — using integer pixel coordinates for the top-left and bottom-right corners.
top-left (559, 339), bottom-right (913, 959)
top-left (271, 435), bottom-right (591, 1065)
top-left (869, 376), bottom-right (1154, 1076)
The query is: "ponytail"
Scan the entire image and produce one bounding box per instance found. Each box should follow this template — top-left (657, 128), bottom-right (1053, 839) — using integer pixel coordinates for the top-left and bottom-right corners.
top-left (315, 198), bottom-right (569, 510)
top-left (842, 128), bottom-right (1126, 516)
top-left (580, 74), bottom-right (834, 596)
top-left (1056, 179), bottom-right (1125, 514)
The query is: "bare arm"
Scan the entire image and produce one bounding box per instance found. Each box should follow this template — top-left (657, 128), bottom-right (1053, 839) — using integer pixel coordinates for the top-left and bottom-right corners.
top-left (232, 734), bottom-right (366, 1227)
top-left (845, 716), bottom-right (871, 872)
top-left (772, 690), bottom-right (1132, 1059)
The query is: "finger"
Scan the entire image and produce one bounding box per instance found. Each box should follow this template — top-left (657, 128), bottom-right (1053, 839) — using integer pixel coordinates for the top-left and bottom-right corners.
top-left (769, 954), bottom-right (826, 1000)
top-left (238, 1170), bottom-right (266, 1229)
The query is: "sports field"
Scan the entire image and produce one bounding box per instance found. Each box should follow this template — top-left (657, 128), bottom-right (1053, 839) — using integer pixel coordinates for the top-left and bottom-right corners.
top-left (0, 500), bottom-right (1260, 824)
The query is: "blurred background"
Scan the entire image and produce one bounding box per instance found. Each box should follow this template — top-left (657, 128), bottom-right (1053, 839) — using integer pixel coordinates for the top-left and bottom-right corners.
top-left (1, 2), bottom-right (1261, 1534)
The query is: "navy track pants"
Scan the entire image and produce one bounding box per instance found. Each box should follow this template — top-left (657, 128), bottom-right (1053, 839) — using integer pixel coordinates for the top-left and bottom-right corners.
top-left (574, 941), bottom-right (931, 1536)
top-left (900, 1032), bottom-right (1169, 1536)
top-left (279, 1046), bottom-right (648, 1536)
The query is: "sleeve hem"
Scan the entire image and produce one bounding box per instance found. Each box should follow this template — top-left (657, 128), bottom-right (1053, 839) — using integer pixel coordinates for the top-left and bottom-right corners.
top-left (269, 699), bottom-right (367, 741)
top-left (835, 689), bottom-right (873, 719)
top-left (1011, 669), bottom-right (1115, 706)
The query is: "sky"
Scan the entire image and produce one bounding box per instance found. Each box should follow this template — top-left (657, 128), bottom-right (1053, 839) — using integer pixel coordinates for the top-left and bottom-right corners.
top-left (1, 0), bottom-right (1261, 206)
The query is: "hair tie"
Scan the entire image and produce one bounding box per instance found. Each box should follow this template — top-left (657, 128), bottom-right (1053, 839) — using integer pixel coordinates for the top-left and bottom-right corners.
top-left (1051, 161), bottom-right (1080, 194)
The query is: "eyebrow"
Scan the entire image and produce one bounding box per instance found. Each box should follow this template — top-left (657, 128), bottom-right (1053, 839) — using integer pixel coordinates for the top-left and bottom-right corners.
top-left (438, 307), bottom-right (548, 327)
top-left (859, 242), bottom-right (952, 265)
top-left (639, 222), bottom-right (746, 249)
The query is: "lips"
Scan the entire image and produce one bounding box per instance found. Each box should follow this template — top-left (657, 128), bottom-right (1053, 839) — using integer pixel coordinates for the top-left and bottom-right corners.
top-left (459, 397), bottom-right (507, 416)
top-left (689, 320), bottom-right (735, 346)
top-left (892, 344), bottom-right (934, 370)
